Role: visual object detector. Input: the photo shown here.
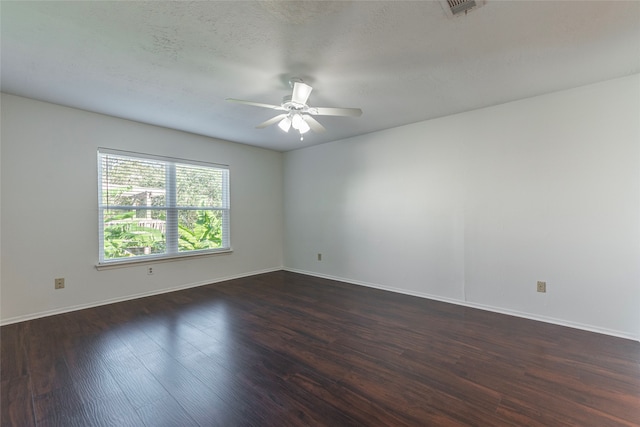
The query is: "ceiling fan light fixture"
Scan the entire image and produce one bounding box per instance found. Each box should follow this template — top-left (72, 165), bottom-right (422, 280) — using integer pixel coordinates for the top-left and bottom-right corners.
top-left (291, 113), bottom-right (303, 128)
top-left (298, 120), bottom-right (311, 134)
top-left (292, 114), bottom-right (310, 133)
top-left (278, 116), bottom-right (292, 132)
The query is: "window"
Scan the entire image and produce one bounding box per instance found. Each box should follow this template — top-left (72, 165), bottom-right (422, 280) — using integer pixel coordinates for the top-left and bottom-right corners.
top-left (98, 148), bottom-right (230, 265)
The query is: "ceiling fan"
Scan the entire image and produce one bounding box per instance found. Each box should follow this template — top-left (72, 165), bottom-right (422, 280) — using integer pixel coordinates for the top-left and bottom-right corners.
top-left (226, 78), bottom-right (362, 140)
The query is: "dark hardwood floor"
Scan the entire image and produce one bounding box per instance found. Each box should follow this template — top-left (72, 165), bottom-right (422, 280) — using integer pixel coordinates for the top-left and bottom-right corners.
top-left (2, 271), bottom-right (639, 426)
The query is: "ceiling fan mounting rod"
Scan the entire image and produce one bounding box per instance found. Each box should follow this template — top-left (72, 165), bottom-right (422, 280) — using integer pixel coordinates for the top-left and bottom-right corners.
top-left (288, 77), bottom-right (304, 88)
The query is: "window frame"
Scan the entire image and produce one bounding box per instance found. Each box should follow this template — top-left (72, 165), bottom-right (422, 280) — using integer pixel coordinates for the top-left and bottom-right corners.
top-left (97, 148), bottom-right (231, 268)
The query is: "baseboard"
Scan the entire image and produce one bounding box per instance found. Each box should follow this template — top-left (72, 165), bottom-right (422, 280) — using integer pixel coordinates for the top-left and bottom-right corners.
top-left (284, 268), bottom-right (639, 342)
top-left (6, 266), bottom-right (637, 342)
top-left (0, 267), bottom-right (283, 326)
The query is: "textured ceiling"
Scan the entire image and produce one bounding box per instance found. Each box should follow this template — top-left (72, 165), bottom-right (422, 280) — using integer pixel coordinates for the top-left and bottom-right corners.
top-left (1, 1), bottom-right (639, 152)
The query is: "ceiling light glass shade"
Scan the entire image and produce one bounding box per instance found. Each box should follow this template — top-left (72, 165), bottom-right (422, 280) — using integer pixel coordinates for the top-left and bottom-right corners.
top-left (278, 116), bottom-right (292, 132)
top-left (291, 114), bottom-right (311, 134)
top-left (297, 118), bottom-right (311, 134)
top-left (291, 113), bottom-right (304, 129)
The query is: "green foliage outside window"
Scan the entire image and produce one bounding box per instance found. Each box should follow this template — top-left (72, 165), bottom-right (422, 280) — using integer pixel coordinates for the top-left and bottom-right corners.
top-left (178, 210), bottom-right (223, 251)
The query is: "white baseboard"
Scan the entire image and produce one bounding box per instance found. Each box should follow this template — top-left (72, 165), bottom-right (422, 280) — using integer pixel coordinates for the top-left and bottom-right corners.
top-left (5, 266), bottom-right (638, 343)
top-left (284, 268), bottom-right (639, 342)
top-left (0, 267), bottom-right (283, 326)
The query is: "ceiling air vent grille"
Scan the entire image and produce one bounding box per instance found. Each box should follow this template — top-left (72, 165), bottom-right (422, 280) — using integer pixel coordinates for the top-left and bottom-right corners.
top-left (446, 0), bottom-right (481, 16)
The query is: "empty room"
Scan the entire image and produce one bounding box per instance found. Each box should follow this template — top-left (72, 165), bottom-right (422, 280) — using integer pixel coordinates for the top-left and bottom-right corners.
top-left (1, 1), bottom-right (639, 426)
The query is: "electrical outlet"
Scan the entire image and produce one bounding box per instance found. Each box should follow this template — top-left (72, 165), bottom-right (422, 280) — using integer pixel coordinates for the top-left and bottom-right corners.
top-left (537, 281), bottom-right (546, 293)
top-left (317, 253), bottom-right (322, 261)
top-left (54, 278), bottom-right (65, 289)
top-left (147, 267), bottom-right (154, 275)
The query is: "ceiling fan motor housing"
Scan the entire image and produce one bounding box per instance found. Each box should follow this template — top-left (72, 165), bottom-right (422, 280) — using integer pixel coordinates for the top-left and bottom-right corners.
top-left (282, 95), bottom-right (307, 111)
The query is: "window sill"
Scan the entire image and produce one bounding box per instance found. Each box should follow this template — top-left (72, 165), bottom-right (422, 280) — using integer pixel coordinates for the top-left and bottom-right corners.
top-left (95, 249), bottom-right (233, 270)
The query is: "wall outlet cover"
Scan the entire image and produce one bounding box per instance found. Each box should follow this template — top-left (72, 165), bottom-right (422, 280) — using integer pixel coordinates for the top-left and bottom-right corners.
top-left (537, 281), bottom-right (547, 293)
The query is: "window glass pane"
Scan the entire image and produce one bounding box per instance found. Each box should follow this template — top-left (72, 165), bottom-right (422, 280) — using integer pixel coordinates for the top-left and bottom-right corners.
top-left (101, 155), bottom-right (166, 207)
top-left (178, 210), bottom-right (223, 252)
top-left (176, 164), bottom-right (225, 207)
top-left (103, 209), bottom-right (167, 260)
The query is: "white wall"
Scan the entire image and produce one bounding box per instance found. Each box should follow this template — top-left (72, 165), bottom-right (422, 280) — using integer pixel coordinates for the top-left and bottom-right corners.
top-left (0, 94), bottom-right (283, 323)
top-left (3, 75), bottom-right (639, 340)
top-left (284, 74), bottom-right (640, 340)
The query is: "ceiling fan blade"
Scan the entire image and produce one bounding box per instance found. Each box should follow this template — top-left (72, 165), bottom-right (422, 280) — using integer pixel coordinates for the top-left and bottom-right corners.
top-left (302, 115), bottom-right (326, 133)
top-left (291, 82), bottom-right (313, 105)
top-left (256, 114), bottom-right (288, 129)
top-left (226, 98), bottom-right (285, 110)
top-left (308, 107), bottom-right (363, 117)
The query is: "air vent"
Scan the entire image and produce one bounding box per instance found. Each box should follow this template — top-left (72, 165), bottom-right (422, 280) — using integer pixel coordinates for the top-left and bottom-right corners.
top-left (448, 0), bottom-right (476, 15)
top-left (441, 0), bottom-right (484, 17)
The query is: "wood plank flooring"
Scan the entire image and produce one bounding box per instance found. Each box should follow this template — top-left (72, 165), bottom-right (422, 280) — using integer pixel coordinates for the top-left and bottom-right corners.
top-left (2, 271), bottom-right (639, 426)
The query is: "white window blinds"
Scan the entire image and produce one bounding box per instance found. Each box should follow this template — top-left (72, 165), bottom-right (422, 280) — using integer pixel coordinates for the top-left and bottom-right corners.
top-left (98, 149), bottom-right (230, 264)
